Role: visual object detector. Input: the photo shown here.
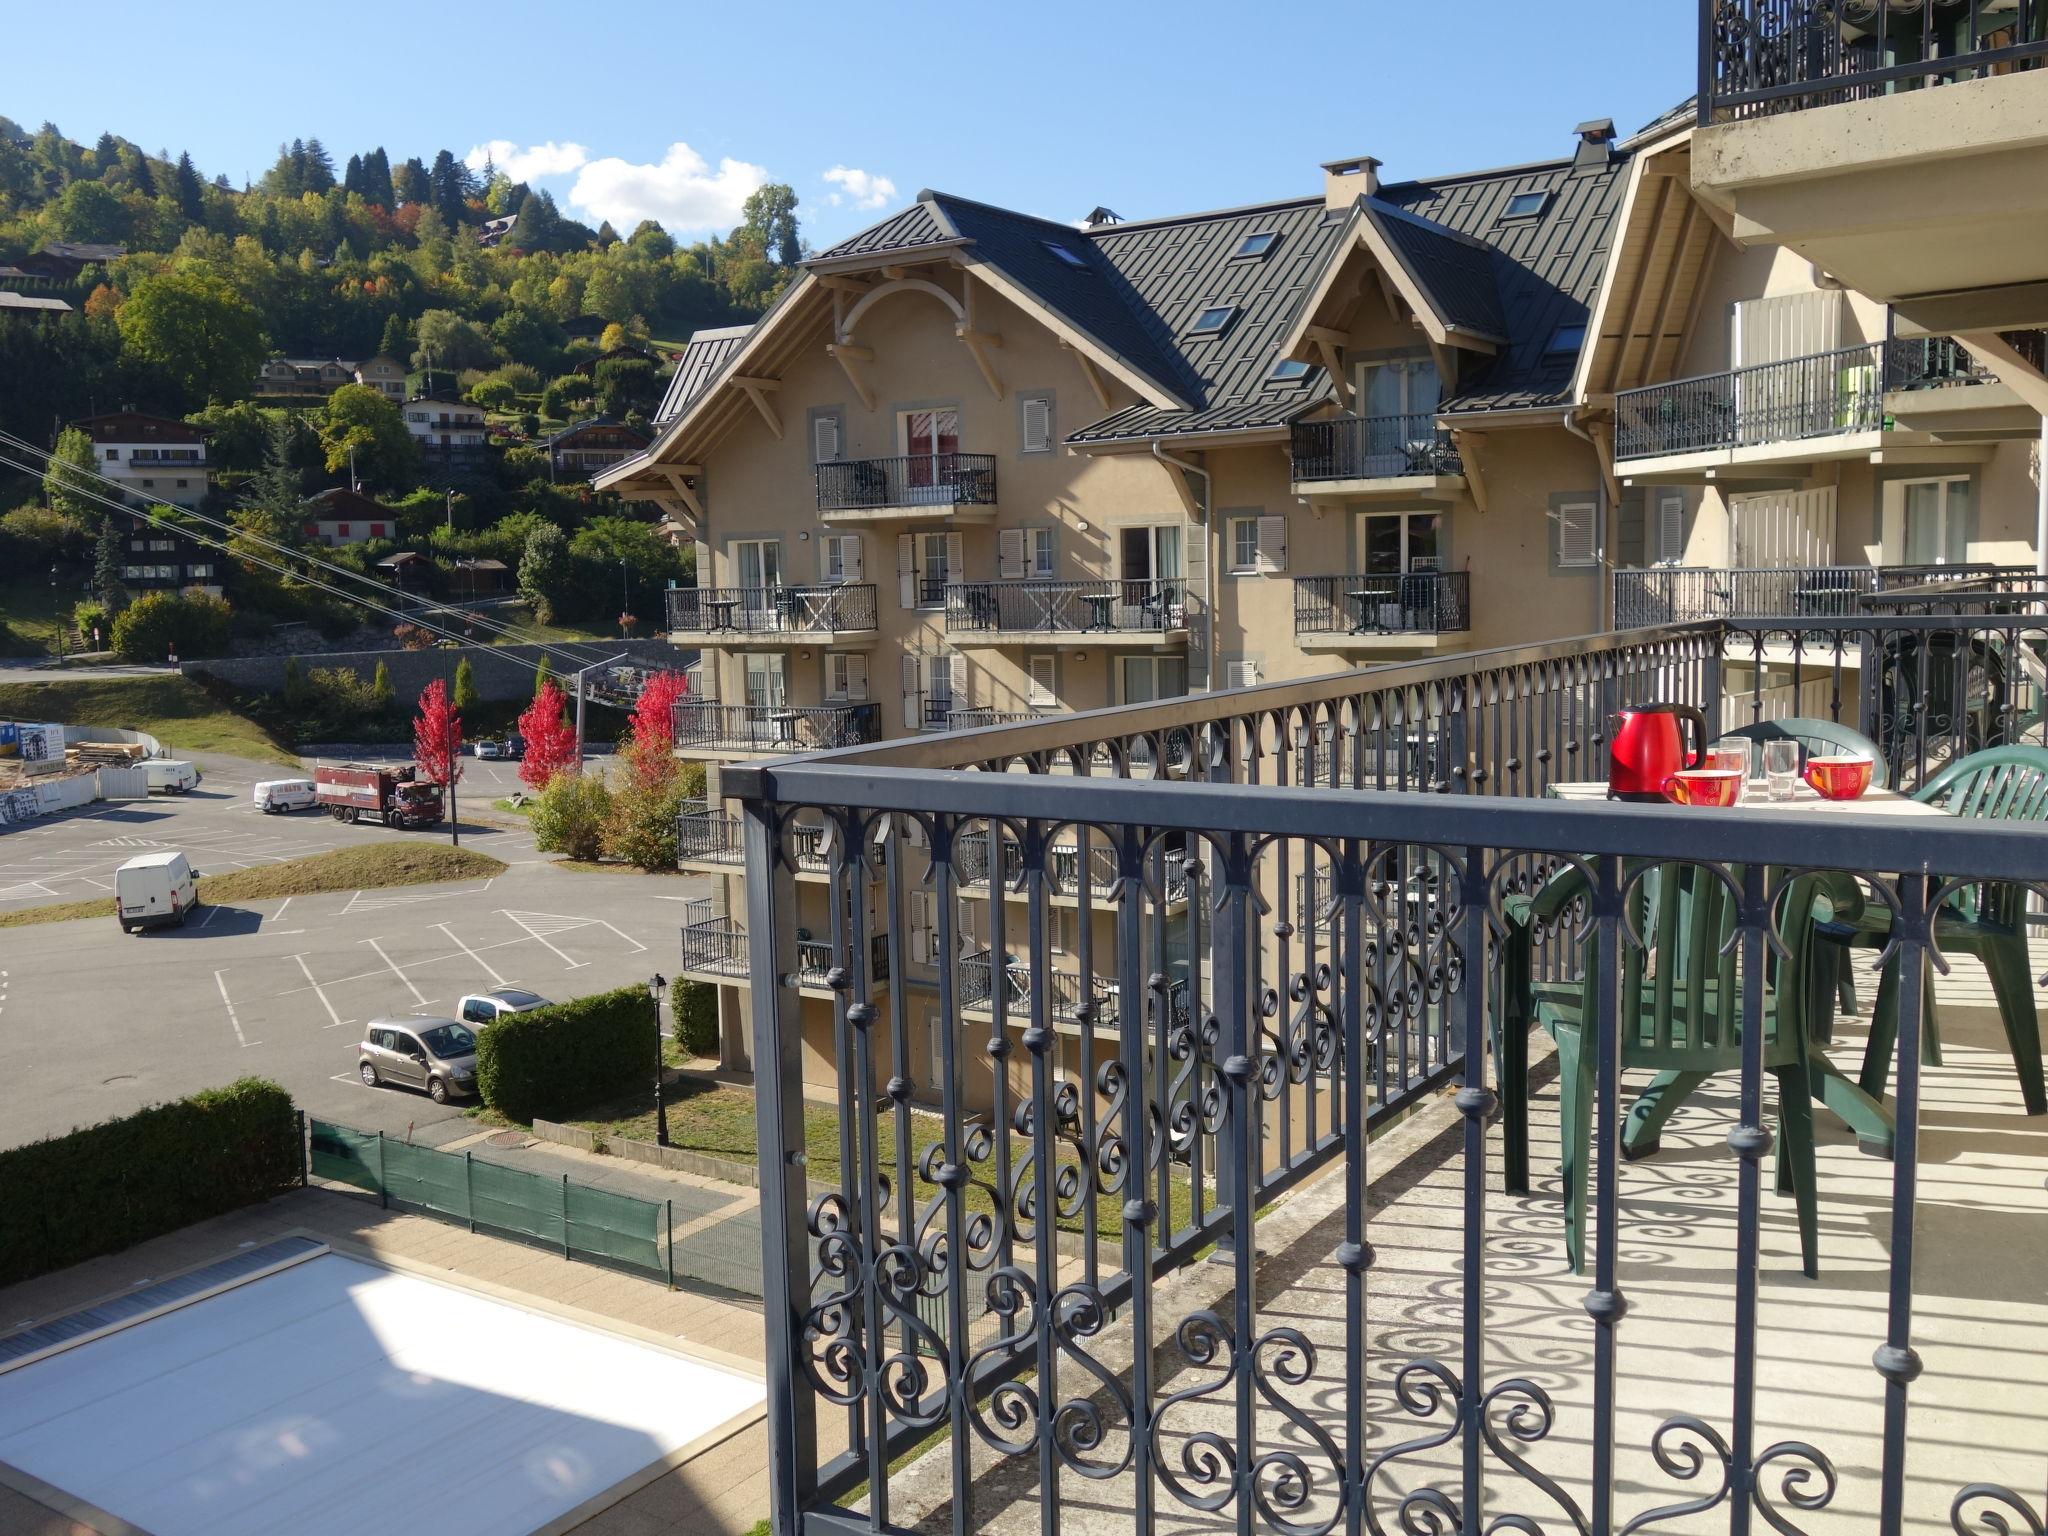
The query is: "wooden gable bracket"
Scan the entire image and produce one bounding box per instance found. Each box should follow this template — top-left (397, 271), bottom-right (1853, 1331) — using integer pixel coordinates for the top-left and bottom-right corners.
top-left (1061, 341), bottom-right (1113, 411)
top-left (956, 273), bottom-right (1004, 401)
top-left (826, 343), bottom-right (878, 411)
top-left (816, 274), bottom-right (875, 296)
top-left (1158, 455), bottom-right (1204, 519)
top-left (1574, 405), bottom-right (1625, 511)
top-left (731, 375), bottom-right (784, 439)
top-left (658, 465), bottom-right (705, 523)
top-left (1448, 430), bottom-right (1488, 513)
top-left (1303, 326), bottom-right (1353, 411)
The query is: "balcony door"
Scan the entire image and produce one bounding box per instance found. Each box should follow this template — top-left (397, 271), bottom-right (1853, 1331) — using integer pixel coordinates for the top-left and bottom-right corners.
top-left (734, 539), bottom-right (782, 615)
top-left (1356, 357), bottom-right (1440, 420)
top-left (743, 652), bottom-right (786, 711)
top-left (900, 408), bottom-right (959, 491)
top-left (1357, 511), bottom-right (1442, 575)
top-left (1120, 524), bottom-right (1183, 588)
top-left (1898, 476), bottom-right (1970, 567)
top-left (1119, 655), bottom-right (1187, 705)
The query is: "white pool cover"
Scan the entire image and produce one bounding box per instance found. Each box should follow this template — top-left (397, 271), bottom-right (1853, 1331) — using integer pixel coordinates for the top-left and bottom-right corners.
top-left (0, 1252), bottom-right (764, 1536)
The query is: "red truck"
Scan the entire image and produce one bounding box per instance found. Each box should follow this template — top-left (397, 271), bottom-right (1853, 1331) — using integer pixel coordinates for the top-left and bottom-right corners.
top-left (314, 763), bottom-right (445, 829)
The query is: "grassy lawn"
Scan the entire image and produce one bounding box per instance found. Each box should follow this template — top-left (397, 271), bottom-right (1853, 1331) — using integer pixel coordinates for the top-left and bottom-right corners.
top-left (0, 843), bottom-right (505, 928)
top-left (0, 675), bottom-right (298, 767)
top-left (492, 796), bottom-right (532, 816)
top-left (0, 577), bottom-right (78, 657)
top-left (494, 601), bottom-right (623, 646)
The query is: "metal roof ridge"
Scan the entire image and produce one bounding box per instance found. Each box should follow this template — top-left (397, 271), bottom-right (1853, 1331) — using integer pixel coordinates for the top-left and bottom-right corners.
top-left (1361, 197), bottom-right (1500, 254)
top-left (1084, 194), bottom-right (1328, 237)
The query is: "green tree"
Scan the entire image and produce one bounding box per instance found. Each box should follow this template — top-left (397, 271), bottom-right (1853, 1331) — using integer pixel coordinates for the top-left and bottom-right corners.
top-left (115, 271), bottom-right (267, 408)
top-left (376, 311), bottom-right (410, 361)
top-left (109, 589), bottom-right (232, 662)
top-left (741, 183), bottom-right (803, 267)
top-left (234, 415), bottom-right (306, 550)
top-left (184, 400), bottom-right (272, 473)
top-left (517, 523), bottom-right (572, 624)
top-left (371, 658), bottom-right (394, 713)
top-left (411, 308), bottom-right (496, 375)
top-left (452, 655), bottom-right (478, 712)
top-left (532, 651), bottom-right (553, 698)
top-left (42, 426), bottom-right (99, 523)
top-left (320, 384), bottom-right (416, 489)
top-left (49, 178), bottom-right (131, 244)
top-left (282, 654), bottom-right (305, 708)
top-left (173, 151), bottom-right (204, 220)
top-left (92, 515), bottom-right (126, 616)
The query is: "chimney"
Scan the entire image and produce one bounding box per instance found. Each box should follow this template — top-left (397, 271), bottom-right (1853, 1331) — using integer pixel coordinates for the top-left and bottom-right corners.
top-left (1082, 206), bottom-right (1124, 229)
top-left (1321, 155), bottom-right (1381, 211)
top-left (1573, 118), bottom-right (1617, 168)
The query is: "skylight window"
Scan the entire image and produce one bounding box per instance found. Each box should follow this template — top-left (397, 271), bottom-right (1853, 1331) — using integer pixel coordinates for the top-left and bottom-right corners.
top-left (1187, 305), bottom-right (1238, 338)
top-left (1233, 230), bottom-right (1281, 260)
top-left (1547, 323), bottom-right (1587, 355)
top-left (1041, 241), bottom-right (1090, 270)
top-left (1267, 358), bottom-right (1315, 383)
top-left (1503, 190), bottom-right (1551, 219)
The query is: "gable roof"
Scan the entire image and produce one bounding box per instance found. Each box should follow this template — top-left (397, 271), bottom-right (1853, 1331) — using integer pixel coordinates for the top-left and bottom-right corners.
top-left (1359, 201), bottom-right (1508, 344)
top-left (813, 202), bottom-right (958, 262)
top-left (654, 324), bottom-right (752, 424)
top-left (543, 416), bottom-right (650, 449)
top-left (307, 486), bottom-right (397, 520)
top-left (73, 412), bottom-right (208, 442)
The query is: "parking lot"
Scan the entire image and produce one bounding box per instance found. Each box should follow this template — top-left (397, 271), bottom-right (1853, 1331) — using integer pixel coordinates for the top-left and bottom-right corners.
top-left (0, 748), bottom-right (703, 1150)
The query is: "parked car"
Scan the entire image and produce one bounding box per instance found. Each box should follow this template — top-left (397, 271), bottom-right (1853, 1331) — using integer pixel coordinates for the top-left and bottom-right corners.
top-left (456, 987), bottom-right (551, 1026)
top-left (252, 777), bottom-right (317, 813)
top-left (144, 759), bottom-right (201, 794)
top-left (503, 734), bottom-right (526, 761)
top-left (115, 851), bottom-right (200, 932)
top-left (357, 1018), bottom-right (478, 1104)
top-left (474, 740), bottom-right (503, 760)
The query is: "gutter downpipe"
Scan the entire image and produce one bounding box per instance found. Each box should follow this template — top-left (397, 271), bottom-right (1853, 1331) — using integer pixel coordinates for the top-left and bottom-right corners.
top-left (1152, 441), bottom-right (1217, 693)
top-left (1563, 405), bottom-right (1611, 630)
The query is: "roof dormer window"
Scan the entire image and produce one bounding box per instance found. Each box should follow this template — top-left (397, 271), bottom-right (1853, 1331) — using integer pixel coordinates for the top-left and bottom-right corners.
top-left (1187, 305), bottom-right (1238, 339)
top-left (1233, 230), bottom-right (1281, 260)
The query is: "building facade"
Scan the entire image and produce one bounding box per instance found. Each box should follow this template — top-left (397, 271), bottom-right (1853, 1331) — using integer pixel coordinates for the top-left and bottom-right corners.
top-left (353, 355), bottom-right (408, 400)
top-left (254, 356), bottom-right (360, 398)
top-left (72, 412), bottom-right (211, 510)
top-left (120, 520), bottom-right (221, 596)
top-left (545, 417), bottom-right (650, 478)
top-left (303, 486), bottom-right (399, 546)
top-left (402, 397), bottom-right (489, 450)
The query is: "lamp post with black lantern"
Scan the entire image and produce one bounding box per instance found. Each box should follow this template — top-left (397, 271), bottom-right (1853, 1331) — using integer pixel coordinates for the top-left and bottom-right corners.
top-left (649, 972), bottom-right (669, 1147)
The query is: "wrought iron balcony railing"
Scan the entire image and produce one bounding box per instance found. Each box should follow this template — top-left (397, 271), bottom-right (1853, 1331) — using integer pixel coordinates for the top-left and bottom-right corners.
top-left (1294, 571), bottom-right (1471, 636)
top-left (956, 832), bottom-right (1190, 901)
top-left (1701, 0), bottom-right (2048, 122)
top-left (1289, 410), bottom-right (1461, 482)
top-left (676, 898), bottom-right (882, 987)
top-left (945, 707), bottom-right (1039, 730)
top-left (814, 453), bottom-right (997, 512)
top-left (665, 584), bottom-right (877, 636)
top-left (1612, 561), bottom-right (2035, 626)
top-left (944, 578), bottom-right (1185, 635)
top-left (676, 802), bottom-right (827, 868)
top-left (670, 699), bottom-right (880, 753)
top-left (957, 950), bottom-right (1119, 1026)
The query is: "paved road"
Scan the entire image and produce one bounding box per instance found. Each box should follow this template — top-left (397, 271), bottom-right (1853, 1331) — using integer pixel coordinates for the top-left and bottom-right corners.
top-left (0, 751), bottom-right (702, 1149)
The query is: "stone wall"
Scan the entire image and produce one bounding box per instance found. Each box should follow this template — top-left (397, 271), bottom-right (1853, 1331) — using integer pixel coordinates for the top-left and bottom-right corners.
top-left (186, 639), bottom-right (683, 702)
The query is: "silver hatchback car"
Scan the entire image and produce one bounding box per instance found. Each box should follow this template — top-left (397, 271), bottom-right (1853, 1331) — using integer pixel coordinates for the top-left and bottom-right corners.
top-left (357, 1018), bottom-right (479, 1105)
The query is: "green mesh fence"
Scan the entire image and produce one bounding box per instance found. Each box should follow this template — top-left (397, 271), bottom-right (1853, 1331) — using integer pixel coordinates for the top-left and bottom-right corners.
top-left (307, 1120), bottom-right (669, 1284)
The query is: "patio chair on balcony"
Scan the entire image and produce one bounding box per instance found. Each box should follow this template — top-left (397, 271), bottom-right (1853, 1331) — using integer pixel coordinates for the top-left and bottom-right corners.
top-left (1504, 863), bottom-right (1832, 1276)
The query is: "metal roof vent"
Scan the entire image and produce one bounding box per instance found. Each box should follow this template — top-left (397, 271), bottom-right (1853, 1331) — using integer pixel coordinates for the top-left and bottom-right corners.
top-left (1083, 206), bottom-right (1124, 228)
top-left (1574, 118), bottom-right (1617, 168)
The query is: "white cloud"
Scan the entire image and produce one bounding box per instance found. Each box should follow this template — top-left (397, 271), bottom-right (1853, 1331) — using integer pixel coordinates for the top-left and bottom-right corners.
top-left (822, 165), bottom-right (898, 210)
top-left (464, 139), bottom-right (590, 181)
top-left (567, 143), bottom-right (769, 233)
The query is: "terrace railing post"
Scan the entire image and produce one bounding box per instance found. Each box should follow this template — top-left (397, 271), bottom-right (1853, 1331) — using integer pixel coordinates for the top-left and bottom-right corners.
top-left (1876, 874), bottom-right (1932, 1535)
top-left (1114, 821), bottom-right (1156, 1531)
top-left (1212, 827), bottom-right (1259, 1527)
top-left (742, 800), bottom-right (818, 1534)
top-left (1453, 844), bottom-right (1495, 1524)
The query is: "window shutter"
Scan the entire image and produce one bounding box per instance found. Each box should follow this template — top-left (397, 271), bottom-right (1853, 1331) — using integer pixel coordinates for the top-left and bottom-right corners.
top-left (1028, 654), bottom-right (1056, 707)
top-left (1021, 395), bottom-right (1052, 453)
top-left (1257, 514), bottom-right (1288, 572)
top-left (902, 653), bottom-right (922, 730)
top-left (945, 533), bottom-right (964, 585)
top-left (948, 652), bottom-right (968, 706)
top-left (898, 533), bottom-right (917, 607)
top-left (909, 891), bottom-right (934, 965)
top-left (1226, 659), bottom-right (1260, 689)
top-left (1557, 500), bottom-right (1598, 568)
top-left (998, 528), bottom-right (1026, 579)
top-left (1657, 494), bottom-right (1686, 564)
top-left (812, 412), bottom-right (840, 463)
top-left (844, 653), bottom-right (869, 701)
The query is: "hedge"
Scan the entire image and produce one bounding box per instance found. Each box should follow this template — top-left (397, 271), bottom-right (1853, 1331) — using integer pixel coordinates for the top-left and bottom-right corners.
top-left (674, 979), bottom-right (718, 1057)
top-left (0, 1078), bottom-right (299, 1287)
top-left (475, 984), bottom-right (658, 1123)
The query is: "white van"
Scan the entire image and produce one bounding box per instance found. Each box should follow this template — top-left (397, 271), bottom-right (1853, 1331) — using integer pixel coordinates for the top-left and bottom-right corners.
top-left (145, 759), bottom-right (201, 795)
top-left (115, 851), bottom-right (200, 932)
top-left (253, 778), bottom-right (317, 813)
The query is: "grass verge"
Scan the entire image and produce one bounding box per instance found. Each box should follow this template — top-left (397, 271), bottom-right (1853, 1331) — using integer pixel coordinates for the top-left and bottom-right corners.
top-left (0, 675), bottom-right (298, 766)
top-left (492, 797), bottom-right (532, 817)
top-left (0, 843), bottom-right (506, 928)
top-left (0, 577), bottom-right (74, 657)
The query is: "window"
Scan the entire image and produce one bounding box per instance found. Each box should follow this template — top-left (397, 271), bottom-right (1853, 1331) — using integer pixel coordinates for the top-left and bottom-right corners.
top-left (1553, 497), bottom-right (1599, 569)
top-left (1900, 476), bottom-right (1971, 565)
top-left (1655, 494), bottom-right (1686, 564)
top-left (899, 408), bottom-right (960, 492)
top-left (1042, 241), bottom-right (1090, 270)
top-left (150, 539), bottom-right (175, 551)
top-left (825, 652), bottom-right (869, 702)
top-left (1187, 305), bottom-right (1237, 338)
top-left (903, 651), bottom-right (964, 730)
top-left (336, 524), bottom-right (351, 538)
top-left (1229, 516), bottom-right (1261, 574)
top-left (1359, 511), bottom-right (1442, 574)
top-left (1547, 324), bottom-right (1586, 355)
top-left (1119, 524), bottom-right (1183, 584)
top-left (911, 903), bottom-right (937, 970)
top-left (743, 652), bottom-right (787, 710)
top-left (733, 539), bottom-right (783, 602)
top-left (1225, 513), bottom-right (1285, 574)
top-left (187, 564), bottom-right (214, 579)
top-left (105, 448), bottom-right (119, 460)
top-left (140, 479), bottom-right (154, 489)
top-left (899, 531), bottom-right (962, 607)
top-left (1233, 230), bottom-right (1281, 260)
top-left (1120, 655), bottom-right (1187, 704)
top-left (1502, 190), bottom-right (1551, 219)
top-left (1019, 392), bottom-right (1054, 454)
top-left (1027, 653), bottom-right (1057, 708)
top-left (1357, 356), bottom-right (1441, 421)
top-left (1028, 527), bottom-right (1055, 579)
top-left (997, 527), bottom-right (1055, 580)
top-left (1267, 358), bottom-right (1314, 383)
top-left (821, 534), bottom-right (863, 583)
top-left (370, 523), bottom-right (386, 538)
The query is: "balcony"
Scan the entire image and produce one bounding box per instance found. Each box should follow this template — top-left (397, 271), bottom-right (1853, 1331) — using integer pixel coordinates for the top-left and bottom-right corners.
top-left (944, 578), bottom-right (1185, 647)
top-left (956, 832), bottom-right (1190, 906)
top-left (1693, 2), bottom-right (2048, 318)
top-left (676, 897), bottom-right (884, 992)
top-left (1289, 411), bottom-right (1464, 496)
top-left (663, 584), bottom-right (878, 644)
top-left (724, 594), bottom-right (2048, 1535)
top-left (675, 802), bottom-right (830, 874)
top-left (1293, 571), bottom-right (1470, 653)
top-left (813, 453), bottom-right (997, 523)
top-left (945, 707), bottom-right (1039, 730)
top-left (669, 698), bottom-right (880, 757)
top-left (1612, 562), bottom-right (2036, 626)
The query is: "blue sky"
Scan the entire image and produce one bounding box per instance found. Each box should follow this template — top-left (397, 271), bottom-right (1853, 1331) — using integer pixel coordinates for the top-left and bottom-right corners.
top-left (8, 1), bottom-right (1699, 247)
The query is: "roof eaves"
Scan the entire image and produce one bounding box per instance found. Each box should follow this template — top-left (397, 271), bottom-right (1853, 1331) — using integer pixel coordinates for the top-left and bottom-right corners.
top-left (802, 236), bottom-right (975, 275)
top-left (962, 254), bottom-right (1195, 413)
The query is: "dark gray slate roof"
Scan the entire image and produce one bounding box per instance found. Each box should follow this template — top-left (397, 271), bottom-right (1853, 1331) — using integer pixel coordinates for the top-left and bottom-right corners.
top-left (655, 324), bottom-right (753, 424)
top-left (1362, 201), bottom-right (1508, 343)
top-left (813, 202), bottom-right (956, 261)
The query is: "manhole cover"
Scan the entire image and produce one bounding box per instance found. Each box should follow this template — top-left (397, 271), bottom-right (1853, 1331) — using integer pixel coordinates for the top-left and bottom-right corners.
top-left (486, 1131), bottom-right (532, 1149)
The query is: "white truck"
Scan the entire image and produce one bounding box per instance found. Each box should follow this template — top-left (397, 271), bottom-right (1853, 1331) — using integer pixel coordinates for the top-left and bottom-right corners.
top-left (115, 851), bottom-right (200, 932)
top-left (144, 759), bottom-right (201, 794)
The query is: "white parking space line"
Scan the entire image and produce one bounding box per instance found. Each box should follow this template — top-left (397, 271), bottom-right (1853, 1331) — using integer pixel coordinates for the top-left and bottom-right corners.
top-left (295, 954), bottom-right (348, 1029)
top-left (273, 896), bottom-right (292, 922)
top-left (339, 879), bottom-right (496, 915)
top-left (198, 903), bottom-right (223, 928)
top-left (498, 910), bottom-right (589, 970)
top-left (436, 922), bottom-right (506, 986)
top-left (214, 971), bottom-right (258, 1048)
top-left (361, 936), bottom-right (428, 1005)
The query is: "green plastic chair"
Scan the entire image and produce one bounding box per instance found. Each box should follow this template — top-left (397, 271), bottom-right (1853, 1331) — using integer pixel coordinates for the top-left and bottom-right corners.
top-left (1817, 746), bottom-right (2048, 1126)
top-left (1503, 862), bottom-right (1830, 1277)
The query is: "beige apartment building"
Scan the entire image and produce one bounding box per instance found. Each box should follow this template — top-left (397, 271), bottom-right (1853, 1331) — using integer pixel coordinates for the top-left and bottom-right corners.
top-left (600, 95), bottom-right (2048, 1096)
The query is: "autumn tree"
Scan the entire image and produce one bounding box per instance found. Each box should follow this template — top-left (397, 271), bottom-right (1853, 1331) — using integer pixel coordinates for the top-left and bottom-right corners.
top-left (516, 678), bottom-right (578, 790)
top-left (320, 383), bottom-right (416, 490)
top-left (412, 677), bottom-right (464, 786)
top-left (625, 670), bottom-right (688, 773)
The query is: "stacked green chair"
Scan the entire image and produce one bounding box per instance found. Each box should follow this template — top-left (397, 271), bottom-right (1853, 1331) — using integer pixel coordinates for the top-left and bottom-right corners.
top-left (1502, 862), bottom-right (1831, 1277)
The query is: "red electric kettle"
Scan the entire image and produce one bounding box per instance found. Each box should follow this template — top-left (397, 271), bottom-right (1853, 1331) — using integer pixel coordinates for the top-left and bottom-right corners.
top-left (1608, 703), bottom-right (1709, 801)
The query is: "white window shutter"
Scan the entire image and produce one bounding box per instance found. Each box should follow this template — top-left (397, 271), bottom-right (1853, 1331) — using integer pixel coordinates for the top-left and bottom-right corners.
top-left (902, 654), bottom-right (922, 730)
top-left (898, 533), bottom-right (917, 607)
top-left (825, 654), bottom-right (846, 700)
top-left (813, 412), bottom-right (840, 463)
top-left (948, 651), bottom-right (968, 703)
top-left (1028, 654), bottom-right (1056, 707)
top-left (843, 536), bottom-right (863, 582)
top-left (844, 653), bottom-right (869, 701)
top-left (910, 891), bottom-right (934, 965)
top-left (1657, 494), bottom-right (1685, 563)
top-left (1558, 501), bottom-right (1597, 567)
top-left (1257, 514), bottom-right (1288, 572)
top-left (945, 532), bottom-right (964, 583)
top-left (1022, 395), bottom-right (1051, 453)
top-left (1226, 659), bottom-right (1261, 689)
top-left (998, 528), bottom-right (1026, 579)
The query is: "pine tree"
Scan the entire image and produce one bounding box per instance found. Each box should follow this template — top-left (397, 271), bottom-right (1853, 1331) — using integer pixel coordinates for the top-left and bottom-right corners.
top-left (282, 655), bottom-right (305, 708)
top-left (371, 659), bottom-right (394, 714)
top-left (363, 147), bottom-right (394, 210)
top-left (393, 155), bottom-right (428, 205)
top-left (92, 131), bottom-right (118, 173)
top-left (595, 220), bottom-right (619, 247)
top-left (302, 137), bottom-right (336, 192)
top-left (130, 150), bottom-right (155, 199)
top-left (92, 514), bottom-right (126, 614)
top-left (377, 312), bottom-right (410, 361)
top-left (452, 656), bottom-right (478, 713)
top-left (287, 138), bottom-right (308, 195)
top-left (532, 652), bottom-right (554, 698)
top-left (174, 151), bottom-right (204, 221)
top-left (428, 149), bottom-right (467, 225)
top-left (342, 152), bottom-right (364, 199)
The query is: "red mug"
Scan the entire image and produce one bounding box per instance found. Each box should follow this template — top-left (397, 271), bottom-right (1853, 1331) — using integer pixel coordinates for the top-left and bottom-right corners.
top-left (1663, 768), bottom-right (1743, 807)
top-left (1803, 755), bottom-right (1873, 801)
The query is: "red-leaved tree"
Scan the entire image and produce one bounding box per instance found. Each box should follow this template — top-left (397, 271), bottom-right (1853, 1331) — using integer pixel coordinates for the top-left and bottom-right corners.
top-left (517, 678), bottom-right (579, 791)
top-left (622, 668), bottom-right (690, 790)
top-left (413, 678), bottom-right (464, 786)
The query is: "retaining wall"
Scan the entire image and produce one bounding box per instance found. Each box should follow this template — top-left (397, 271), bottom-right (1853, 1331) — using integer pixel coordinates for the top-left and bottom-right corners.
top-left (185, 640), bottom-right (682, 702)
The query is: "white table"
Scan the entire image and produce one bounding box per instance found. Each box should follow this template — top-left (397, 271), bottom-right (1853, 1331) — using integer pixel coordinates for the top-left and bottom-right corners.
top-left (1545, 780), bottom-right (1948, 819)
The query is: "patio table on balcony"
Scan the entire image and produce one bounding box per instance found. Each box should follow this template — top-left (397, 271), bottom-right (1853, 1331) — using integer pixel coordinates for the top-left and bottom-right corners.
top-left (1079, 590), bottom-right (1120, 632)
top-left (768, 709), bottom-right (801, 746)
top-left (702, 595), bottom-right (742, 632)
top-left (1347, 588), bottom-right (1398, 633)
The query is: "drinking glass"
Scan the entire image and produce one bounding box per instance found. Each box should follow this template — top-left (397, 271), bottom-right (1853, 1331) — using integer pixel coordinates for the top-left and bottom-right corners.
top-left (1763, 739), bottom-right (1799, 801)
top-left (1708, 736), bottom-right (1754, 800)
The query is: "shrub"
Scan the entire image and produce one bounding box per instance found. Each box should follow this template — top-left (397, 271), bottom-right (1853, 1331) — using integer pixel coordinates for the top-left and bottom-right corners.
top-left (110, 588), bottom-right (232, 662)
top-left (0, 505), bottom-right (91, 564)
top-left (72, 599), bottom-right (111, 646)
top-left (529, 770), bottom-right (611, 860)
top-left (475, 985), bottom-right (658, 1123)
top-left (674, 980), bottom-right (718, 1058)
top-left (469, 377), bottom-right (516, 412)
top-left (601, 771), bottom-right (690, 870)
top-left (0, 1078), bottom-right (299, 1286)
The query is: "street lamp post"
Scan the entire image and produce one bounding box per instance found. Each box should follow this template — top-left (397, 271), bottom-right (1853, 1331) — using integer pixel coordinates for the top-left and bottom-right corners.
top-left (649, 972), bottom-right (669, 1147)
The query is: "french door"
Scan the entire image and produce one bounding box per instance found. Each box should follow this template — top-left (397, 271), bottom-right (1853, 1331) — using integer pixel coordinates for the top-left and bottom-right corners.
top-left (900, 408), bottom-right (960, 490)
top-left (1901, 477), bottom-right (1969, 567)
